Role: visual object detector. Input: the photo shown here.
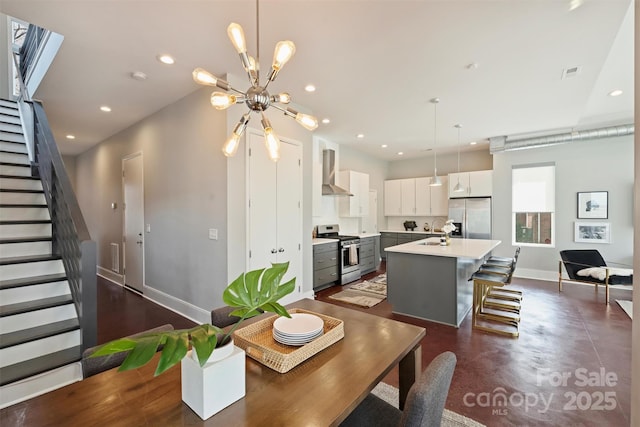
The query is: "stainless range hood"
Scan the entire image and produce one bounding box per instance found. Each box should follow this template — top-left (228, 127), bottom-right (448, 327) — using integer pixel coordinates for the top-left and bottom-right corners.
top-left (322, 149), bottom-right (353, 196)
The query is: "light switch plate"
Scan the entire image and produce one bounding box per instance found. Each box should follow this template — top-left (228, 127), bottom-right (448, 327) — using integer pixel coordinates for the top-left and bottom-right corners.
top-left (209, 228), bottom-right (218, 240)
top-left (146, 224), bottom-right (151, 233)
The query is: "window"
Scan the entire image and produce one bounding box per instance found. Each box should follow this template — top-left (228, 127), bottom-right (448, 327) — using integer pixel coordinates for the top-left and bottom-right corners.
top-left (512, 164), bottom-right (555, 246)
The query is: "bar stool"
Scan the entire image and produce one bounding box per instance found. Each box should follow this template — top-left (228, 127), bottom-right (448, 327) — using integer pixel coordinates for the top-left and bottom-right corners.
top-left (470, 269), bottom-right (520, 338)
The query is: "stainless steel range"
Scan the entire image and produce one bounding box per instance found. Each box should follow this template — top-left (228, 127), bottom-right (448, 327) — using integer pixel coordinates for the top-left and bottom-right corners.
top-left (316, 224), bottom-right (361, 285)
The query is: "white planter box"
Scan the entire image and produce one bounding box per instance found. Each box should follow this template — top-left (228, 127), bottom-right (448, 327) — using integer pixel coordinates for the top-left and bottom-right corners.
top-left (181, 345), bottom-right (246, 420)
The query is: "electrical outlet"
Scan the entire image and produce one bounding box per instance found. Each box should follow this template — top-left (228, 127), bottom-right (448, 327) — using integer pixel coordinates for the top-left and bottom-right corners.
top-left (209, 228), bottom-right (218, 240)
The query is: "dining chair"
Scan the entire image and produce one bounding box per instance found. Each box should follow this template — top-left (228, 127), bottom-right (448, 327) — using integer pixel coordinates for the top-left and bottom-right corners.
top-left (340, 351), bottom-right (457, 427)
top-left (211, 306), bottom-right (242, 328)
top-left (81, 324), bottom-right (174, 378)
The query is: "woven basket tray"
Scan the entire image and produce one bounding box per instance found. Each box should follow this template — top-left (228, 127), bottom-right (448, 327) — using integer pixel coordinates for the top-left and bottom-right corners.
top-left (233, 308), bottom-right (344, 373)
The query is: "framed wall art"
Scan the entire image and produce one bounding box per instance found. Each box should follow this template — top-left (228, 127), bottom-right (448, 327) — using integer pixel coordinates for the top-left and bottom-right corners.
top-left (577, 191), bottom-right (608, 219)
top-left (574, 222), bottom-right (611, 244)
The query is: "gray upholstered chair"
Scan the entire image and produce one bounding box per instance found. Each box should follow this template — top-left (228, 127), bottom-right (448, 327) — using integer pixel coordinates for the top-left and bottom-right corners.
top-left (211, 306), bottom-right (242, 328)
top-left (340, 351), bottom-right (457, 427)
top-left (81, 324), bottom-right (174, 378)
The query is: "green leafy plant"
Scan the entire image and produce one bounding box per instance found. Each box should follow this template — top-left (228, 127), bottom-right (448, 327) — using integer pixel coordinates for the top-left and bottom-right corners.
top-left (90, 262), bottom-right (295, 376)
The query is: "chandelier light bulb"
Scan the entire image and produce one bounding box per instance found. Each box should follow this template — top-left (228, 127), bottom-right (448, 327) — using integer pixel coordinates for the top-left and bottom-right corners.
top-left (211, 92), bottom-right (237, 110)
top-left (272, 41), bottom-right (296, 71)
top-left (227, 23), bottom-right (247, 54)
top-left (192, 68), bottom-right (218, 86)
top-left (295, 113), bottom-right (319, 131)
top-left (264, 128), bottom-right (281, 161)
top-left (248, 56), bottom-right (258, 72)
top-left (273, 93), bottom-right (291, 104)
top-left (222, 133), bottom-right (241, 157)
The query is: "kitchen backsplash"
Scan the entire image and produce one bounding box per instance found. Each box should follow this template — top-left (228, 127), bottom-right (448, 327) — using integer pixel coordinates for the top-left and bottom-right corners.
top-left (386, 216), bottom-right (448, 232)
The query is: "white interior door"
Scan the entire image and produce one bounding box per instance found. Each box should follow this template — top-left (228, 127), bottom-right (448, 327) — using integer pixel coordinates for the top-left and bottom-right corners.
top-left (248, 132), bottom-right (301, 302)
top-left (275, 139), bottom-right (301, 289)
top-left (248, 133), bottom-right (278, 271)
top-left (123, 153), bottom-right (144, 293)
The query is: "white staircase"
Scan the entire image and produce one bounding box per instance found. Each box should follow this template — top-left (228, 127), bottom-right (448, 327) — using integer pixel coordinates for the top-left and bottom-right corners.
top-left (0, 99), bottom-right (82, 409)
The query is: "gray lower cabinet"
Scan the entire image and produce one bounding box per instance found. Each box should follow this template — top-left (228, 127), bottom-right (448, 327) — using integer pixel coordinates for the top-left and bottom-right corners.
top-left (359, 236), bottom-right (380, 275)
top-left (380, 232), bottom-right (441, 259)
top-left (313, 242), bottom-right (339, 290)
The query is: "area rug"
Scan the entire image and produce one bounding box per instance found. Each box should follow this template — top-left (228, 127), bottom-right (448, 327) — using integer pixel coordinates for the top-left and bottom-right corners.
top-left (371, 382), bottom-right (486, 427)
top-left (616, 300), bottom-right (633, 319)
top-left (350, 280), bottom-right (387, 296)
top-left (328, 289), bottom-right (386, 308)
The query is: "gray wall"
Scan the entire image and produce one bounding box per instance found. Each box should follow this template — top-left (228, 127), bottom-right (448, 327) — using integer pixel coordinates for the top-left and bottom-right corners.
top-left (387, 149), bottom-right (493, 179)
top-left (492, 134), bottom-right (634, 277)
top-left (76, 87), bottom-right (229, 310)
top-left (62, 154), bottom-right (76, 190)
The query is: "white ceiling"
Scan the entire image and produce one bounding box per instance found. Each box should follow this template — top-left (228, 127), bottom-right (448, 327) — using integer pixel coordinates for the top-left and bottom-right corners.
top-left (1, 0), bottom-right (634, 159)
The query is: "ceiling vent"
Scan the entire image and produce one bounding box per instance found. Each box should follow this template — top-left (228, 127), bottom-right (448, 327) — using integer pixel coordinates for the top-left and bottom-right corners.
top-left (561, 66), bottom-right (582, 79)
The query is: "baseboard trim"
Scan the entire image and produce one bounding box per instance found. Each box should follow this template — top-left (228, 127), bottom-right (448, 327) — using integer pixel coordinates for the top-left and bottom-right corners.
top-left (142, 285), bottom-right (211, 325)
top-left (513, 268), bottom-right (557, 283)
top-left (97, 266), bottom-right (124, 286)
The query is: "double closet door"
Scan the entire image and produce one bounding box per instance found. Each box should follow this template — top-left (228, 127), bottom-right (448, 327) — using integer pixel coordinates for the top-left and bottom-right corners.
top-left (247, 132), bottom-right (301, 299)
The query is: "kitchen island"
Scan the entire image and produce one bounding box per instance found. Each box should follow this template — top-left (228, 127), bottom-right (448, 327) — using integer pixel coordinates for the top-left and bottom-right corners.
top-left (385, 238), bottom-right (501, 327)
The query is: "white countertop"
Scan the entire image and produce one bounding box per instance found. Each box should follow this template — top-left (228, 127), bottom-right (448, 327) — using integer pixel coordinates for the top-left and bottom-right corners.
top-left (312, 238), bottom-right (339, 245)
top-left (385, 238), bottom-right (501, 259)
top-left (358, 232), bottom-right (381, 238)
top-left (380, 229), bottom-right (445, 235)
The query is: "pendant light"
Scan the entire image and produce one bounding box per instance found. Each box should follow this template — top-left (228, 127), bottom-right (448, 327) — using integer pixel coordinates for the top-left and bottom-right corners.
top-left (429, 98), bottom-right (442, 186)
top-left (192, 0), bottom-right (318, 162)
top-left (453, 124), bottom-right (466, 193)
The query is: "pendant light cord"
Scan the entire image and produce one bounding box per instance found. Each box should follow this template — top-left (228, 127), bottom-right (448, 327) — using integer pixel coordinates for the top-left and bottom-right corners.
top-left (433, 101), bottom-right (438, 173)
top-left (256, 0), bottom-right (260, 74)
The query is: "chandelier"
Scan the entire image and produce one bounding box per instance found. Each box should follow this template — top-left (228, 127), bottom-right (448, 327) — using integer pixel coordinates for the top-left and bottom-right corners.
top-left (192, 4), bottom-right (318, 162)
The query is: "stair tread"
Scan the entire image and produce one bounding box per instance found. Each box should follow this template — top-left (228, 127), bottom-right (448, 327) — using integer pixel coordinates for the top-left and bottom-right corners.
top-left (0, 219), bottom-right (51, 225)
top-left (0, 162), bottom-right (30, 168)
top-left (0, 188), bottom-right (43, 193)
top-left (0, 203), bottom-right (47, 208)
top-left (0, 235), bottom-right (52, 244)
top-left (0, 318), bottom-right (79, 349)
top-left (0, 294), bottom-right (73, 317)
top-left (0, 272), bottom-right (67, 290)
top-left (0, 253), bottom-right (61, 265)
top-left (0, 345), bottom-right (81, 386)
top-left (0, 174), bottom-right (39, 180)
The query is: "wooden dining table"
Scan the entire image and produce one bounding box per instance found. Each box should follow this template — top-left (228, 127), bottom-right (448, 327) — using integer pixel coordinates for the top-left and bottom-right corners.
top-left (1, 298), bottom-right (426, 426)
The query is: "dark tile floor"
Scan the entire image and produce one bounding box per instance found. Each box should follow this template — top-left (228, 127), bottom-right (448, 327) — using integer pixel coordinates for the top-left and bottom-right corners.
top-left (96, 269), bottom-right (632, 427)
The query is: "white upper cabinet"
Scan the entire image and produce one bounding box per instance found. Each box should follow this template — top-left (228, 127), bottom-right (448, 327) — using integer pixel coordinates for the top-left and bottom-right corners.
top-left (384, 180), bottom-right (402, 216)
top-left (339, 170), bottom-right (370, 217)
top-left (448, 170), bottom-right (492, 198)
top-left (400, 179), bottom-right (416, 215)
top-left (385, 176), bottom-right (449, 216)
top-left (430, 176), bottom-right (449, 216)
top-left (414, 177), bottom-right (431, 216)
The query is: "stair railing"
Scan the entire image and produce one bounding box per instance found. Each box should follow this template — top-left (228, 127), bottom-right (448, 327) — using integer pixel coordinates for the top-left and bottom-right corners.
top-left (12, 26), bottom-right (97, 350)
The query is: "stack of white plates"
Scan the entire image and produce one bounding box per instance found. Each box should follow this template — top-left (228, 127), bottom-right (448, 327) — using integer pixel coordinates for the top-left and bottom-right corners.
top-left (272, 313), bottom-right (324, 346)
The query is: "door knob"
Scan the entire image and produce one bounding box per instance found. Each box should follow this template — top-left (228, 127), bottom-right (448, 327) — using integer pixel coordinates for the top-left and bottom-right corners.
top-left (271, 249), bottom-right (277, 254)
top-left (278, 248), bottom-right (285, 253)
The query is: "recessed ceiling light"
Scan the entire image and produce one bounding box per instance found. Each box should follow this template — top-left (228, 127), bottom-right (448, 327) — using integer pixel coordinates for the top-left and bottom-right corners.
top-left (381, 144), bottom-right (388, 148)
top-left (131, 71), bottom-right (148, 81)
top-left (470, 141), bottom-right (477, 145)
top-left (356, 133), bottom-right (364, 139)
top-left (100, 106), bottom-right (112, 112)
top-left (157, 54), bottom-right (175, 65)
top-left (568, 0), bottom-right (584, 11)
top-left (466, 62), bottom-right (479, 70)
top-left (304, 84), bottom-right (316, 92)
top-left (66, 134), bottom-right (75, 140)
top-left (397, 152), bottom-right (404, 155)
top-left (322, 118), bottom-right (330, 124)
top-left (609, 89), bottom-right (623, 97)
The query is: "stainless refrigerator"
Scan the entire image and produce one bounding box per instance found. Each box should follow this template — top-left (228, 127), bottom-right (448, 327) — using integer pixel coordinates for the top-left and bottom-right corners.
top-left (448, 197), bottom-right (492, 239)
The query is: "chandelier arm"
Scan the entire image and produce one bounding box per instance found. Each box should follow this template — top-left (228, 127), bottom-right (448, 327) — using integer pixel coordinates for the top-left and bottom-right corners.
top-left (227, 85), bottom-right (247, 96)
top-left (269, 103), bottom-right (291, 115)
